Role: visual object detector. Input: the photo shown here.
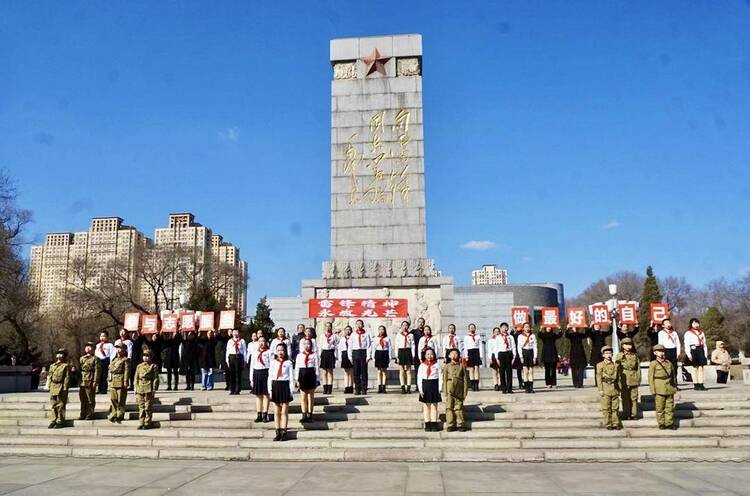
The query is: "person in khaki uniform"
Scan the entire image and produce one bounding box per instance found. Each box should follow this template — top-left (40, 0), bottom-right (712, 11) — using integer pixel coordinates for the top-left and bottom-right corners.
top-left (135, 349), bottom-right (160, 429)
top-left (48, 349), bottom-right (70, 428)
top-left (649, 344), bottom-right (677, 430)
top-left (615, 338), bottom-right (641, 420)
top-left (108, 343), bottom-right (131, 423)
top-left (596, 346), bottom-right (621, 430)
top-left (442, 348), bottom-right (469, 432)
top-left (78, 342), bottom-right (101, 420)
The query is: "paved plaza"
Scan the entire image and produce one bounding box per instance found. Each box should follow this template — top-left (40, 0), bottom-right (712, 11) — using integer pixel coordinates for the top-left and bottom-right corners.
top-left (0, 458), bottom-right (748, 495)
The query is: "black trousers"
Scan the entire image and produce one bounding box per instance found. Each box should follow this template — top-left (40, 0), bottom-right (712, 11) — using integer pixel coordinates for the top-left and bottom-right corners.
top-left (516, 368), bottom-right (524, 388)
top-left (352, 350), bottom-right (368, 393)
top-left (97, 358), bottom-right (110, 393)
top-left (544, 362), bottom-right (557, 386)
top-left (228, 355), bottom-right (243, 394)
top-left (165, 365), bottom-right (179, 388)
top-left (498, 352), bottom-right (513, 392)
top-left (716, 369), bottom-right (728, 384)
top-left (571, 366), bottom-right (585, 388)
top-left (665, 348), bottom-right (678, 384)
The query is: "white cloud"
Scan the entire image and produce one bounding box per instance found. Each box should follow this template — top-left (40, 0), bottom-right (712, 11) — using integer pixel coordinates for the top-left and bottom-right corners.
top-left (521, 255), bottom-right (534, 263)
top-left (602, 219), bottom-right (621, 230)
top-left (460, 240), bottom-right (498, 251)
top-left (218, 127), bottom-right (241, 142)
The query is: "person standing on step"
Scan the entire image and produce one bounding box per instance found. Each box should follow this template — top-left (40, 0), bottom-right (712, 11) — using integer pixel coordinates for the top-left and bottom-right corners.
top-left (616, 323), bottom-right (640, 350)
top-left (411, 318), bottom-right (426, 374)
top-left (319, 322), bottom-right (337, 395)
top-left (417, 325), bottom-right (440, 363)
top-left (303, 327), bottom-right (318, 357)
top-left (225, 328), bottom-right (246, 395)
top-left (128, 331), bottom-right (144, 391)
top-left (539, 326), bottom-right (562, 389)
top-left (615, 337), bottom-right (641, 420)
top-left (291, 323), bottom-right (306, 365)
top-left (395, 321), bottom-right (415, 394)
top-left (657, 318), bottom-right (681, 387)
top-left (684, 318), bottom-right (708, 391)
top-left (510, 326), bottom-right (525, 390)
top-left (565, 326), bottom-right (588, 389)
top-left (596, 345), bottom-right (622, 430)
top-left (649, 344), bottom-right (677, 429)
top-left (95, 331), bottom-right (115, 394)
top-left (268, 343), bottom-right (294, 441)
top-left (646, 320), bottom-right (661, 360)
top-left (373, 325), bottom-right (392, 394)
top-left (349, 319), bottom-right (372, 395)
top-left (47, 349), bottom-right (70, 429)
top-left (249, 335), bottom-right (272, 423)
top-left (463, 323), bottom-right (482, 391)
top-left (418, 347), bottom-right (442, 432)
top-left (78, 342), bottom-right (100, 420)
top-left (216, 329), bottom-right (230, 391)
top-left (114, 329), bottom-right (133, 363)
top-left (587, 324), bottom-right (611, 385)
top-left (441, 324), bottom-right (462, 363)
top-left (487, 327), bottom-right (501, 391)
top-left (108, 343), bottom-right (131, 424)
top-left (442, 347), bottom-right (468, 432)
top-left (197, 330), bottom-right (217, 391)
top-left (295, 338), bottom-right (319, 422)
top-left (181, 330), bottom-right (199, 390)
top-left (270, 328), bottom-right (291, 360)
top-left (496, 323), bottom-right (516, 394)
top-left (338, 325), bottom-right (354, 394)
top-left (516, 323), bottom-right (538, 393)
top-left (161, 332), bottom-right (181, 391)
top-left (134, 349), bottom-right (159, 430)
top-left (711, 341), bottom-right (731, 384)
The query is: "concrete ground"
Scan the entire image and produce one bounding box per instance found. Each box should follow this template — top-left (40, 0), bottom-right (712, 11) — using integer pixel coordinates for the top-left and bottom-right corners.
top-left (0, 458), bottom-right (748, 495)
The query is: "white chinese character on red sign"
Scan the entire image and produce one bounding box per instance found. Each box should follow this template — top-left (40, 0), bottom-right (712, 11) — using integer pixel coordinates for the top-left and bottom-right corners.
top-left (361, 309), bottom-right (378, 318)
top-left (340, 299), bottom-right (356, 309)
top-left (594, 308), bottom-right (609, 323)
top-left (383, 299), bottom-right (400, 309)
top-left (317, 309), bottom-right (334, 318)
top-left (569, 311), bottom-right (585, 326)
top-left (319, 299), bottom-right (334, 309)
top-left (338, 309), bottom-right (355, 318)
top-left (384, 309), bottom-right (398, 318)
top-left (361, 299), bottom-right (376, 309)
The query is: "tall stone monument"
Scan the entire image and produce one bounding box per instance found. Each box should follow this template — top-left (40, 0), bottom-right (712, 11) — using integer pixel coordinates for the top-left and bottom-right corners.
top-left (303, 34), bottom-right (454, 334)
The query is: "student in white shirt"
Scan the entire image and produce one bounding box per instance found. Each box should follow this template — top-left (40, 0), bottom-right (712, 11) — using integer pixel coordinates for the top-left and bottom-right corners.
top-left (248, 336), bottom-right (271, 423)
top-left (114, 329), bottom-right (133, 359)
top-left (302, 327), bottom-right (318, 356)
top-left (657, 318), bottom-right (681, 386)
top-left (487, 327), bottom-right (502, 391)
top-left (417, 347), bottom-right (442, 432)
top-left (270, 328), bottom-right (291, 360)
top-left (373, 325), bottom-right (392, 394)
top-left (337, 326), bottom-right (354, 394)
top-left (417, 325), bottom-right (440, 363)
top-left (441, 324), bottom-right (462, 362)
top-left (496, 323), bottom-right (516, 394)
top-left (684, 318), bottom-right (709, 391)
top-left (319, 322), bottom-right (337, 395)
top-left (516, 322), bottom-right (538, 393)
top-left (394, 321), bottom-right (414, 394)
top-left (348, 320), bottom-right (372, 395)
top-left (95, 331), bottom-right (116, 394)
top-left (463, 323), bottom-right (482, 391)
top-left (295, 338), bottom-right (319, 422)
top-left (225, 329), bottom-right (246, 395)
top-left (267, 343), bottom-right (294, 442)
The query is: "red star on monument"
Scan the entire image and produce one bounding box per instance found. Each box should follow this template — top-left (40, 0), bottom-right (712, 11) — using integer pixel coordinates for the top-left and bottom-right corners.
top-left (361, 48), bottom-right (391, 76)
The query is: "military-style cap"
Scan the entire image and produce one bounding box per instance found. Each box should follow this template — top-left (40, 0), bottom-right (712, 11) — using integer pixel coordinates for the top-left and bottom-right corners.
top-left (601, 345), bottom-right (613, 353)
top-left (142, 349), bottom-right (152, 357)
top-left (55, 348), bottom-right (67, 356)
top-left (652, 344), bottom-right (665, 352)
top-left (85, 341), bottom-right (95, 347)
top-left (621, 338), bottom-right (633, 345)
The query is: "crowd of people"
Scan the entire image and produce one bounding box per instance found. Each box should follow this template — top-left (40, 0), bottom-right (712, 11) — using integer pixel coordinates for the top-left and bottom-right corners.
top-left (42, 316), bottom-right (732, 440)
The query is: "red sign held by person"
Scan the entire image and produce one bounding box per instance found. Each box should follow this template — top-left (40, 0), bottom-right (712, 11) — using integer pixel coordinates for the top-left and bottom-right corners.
top-left (161, 313), bottom-right (179, 333)
top-left (308, 298), bottom-right (408, 319)
top-left (650, 303), bottom-right (670, 324)
top-left (199, 312), bottom-right (215, 331)
top-left (618, 303), bottom-right (638, 325)
top-left (141, 314), bottom-right (159, 334)
top-left (540, 307), bottom-right (560, 328)
top-left (219, 310), bottom-right (236, 330)
top-left (566, 307), bottom-right (588, 328)
top-left (511, 306), bottom-right (529, 329)
top-left (123, 312), bottom-right (141, 332)
top-left (590, 304), bottom-right (611, 326)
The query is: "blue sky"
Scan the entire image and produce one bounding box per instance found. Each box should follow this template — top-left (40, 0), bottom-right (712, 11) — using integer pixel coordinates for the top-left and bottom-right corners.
top-left (2, 1), bottom-right (749, 310)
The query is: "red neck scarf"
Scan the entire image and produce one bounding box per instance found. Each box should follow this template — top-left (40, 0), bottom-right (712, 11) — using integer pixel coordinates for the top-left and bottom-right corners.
top-left (99, 341), bottom-right (106, 355)
top-left (665, 328), bottom-right (676, 344)
top-left (469, 333), bottom-right (476, 345)
top-left (326, 332), bottom-right (332, 345)
top-left (233, 337), bottom-right (240, 353)
top-left (522, 332), bottom-right (531, 347)
top-left (304, 351), bottom-right (311, 367)
top-left (449, 334), bottom-right (456, 348)
top-left (257, 348), bottom-right (266, 367)
top-left (357, 330), bottom-right (364, 347)
top-left (502, 332), bottom-right (509, 348)
top-left (689, 328), bottom-right (705, 346)
top-left (422, 336), bottom-right (431, 350)
top-left (379, 336), bottom-right (386, 349)
top-left (423, 359), bottom-right (435, 377)
top-left (275, 358), bottom-right (285, 379)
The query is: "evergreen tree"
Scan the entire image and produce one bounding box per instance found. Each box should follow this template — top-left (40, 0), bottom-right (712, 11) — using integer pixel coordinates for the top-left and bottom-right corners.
top-left (187, 282), bottom-right (225, 313)
top-left (702, 306), bottom-right (726, 350)
top-left (251, 296), bottom-right (275, 340)
top-left (638, 266), bottom-right (662, 360)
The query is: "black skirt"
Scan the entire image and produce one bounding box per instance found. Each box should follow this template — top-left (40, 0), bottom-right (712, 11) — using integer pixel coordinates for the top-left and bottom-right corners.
top-left (320, 349), bottom-right (336, 369)
top-left (251, 368), bottom-right (269, 396)
top-left (397, 348), bottom-right (413, 366)
top-left (375, 350), bottom-right (390, 369)
top-left (466, 348), bottom-right (482, 367)
top-left (340, 351), bottom-right (353, 369)
top-left (690, 346), bottom-right (708, 366)
top-left (522, 349), bottom-right (535, 367)
top-left (489, 355), bottom-right (499, 370)
top-left (419, 379), bottom-right (442, 403)
top-left (271, 380), bottom-right (293, 404)
top-left (298, 367), bottom-right (317, 391)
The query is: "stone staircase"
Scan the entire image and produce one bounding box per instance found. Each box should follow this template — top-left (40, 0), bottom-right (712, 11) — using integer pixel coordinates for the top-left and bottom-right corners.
top-left (0, 380), bottom-right (749, 462)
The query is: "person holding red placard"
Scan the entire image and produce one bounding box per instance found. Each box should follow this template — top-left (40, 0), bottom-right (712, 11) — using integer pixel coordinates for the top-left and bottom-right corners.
top-left (161, 332), bottom-right (181, 391)
top-left (539, 326), bottom-right (562, 389)
top-left (197, 330), bottom-right (217, 391)
top-left (318, 322), bottom-right (337, 395)
top-left (565, 325), bottom-right (588, 389)
top-left (181, 331), bottom-right (199, 391)
top-left (684, 318), bottom-right (708, 390)
top-left (516, 323), bottom-right (538, 393)
top-left (463, 323), bottom-right (482, 391)
top-left (587, 324), bottom-right (612, 385)
top-left (616, 323), bottom-right (640, 350)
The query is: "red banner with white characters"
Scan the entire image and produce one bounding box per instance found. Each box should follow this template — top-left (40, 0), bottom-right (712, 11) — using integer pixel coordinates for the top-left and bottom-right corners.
top-left (566, 307), bottom-right (588, 328)
top-left (161, 313), bottom-right (179, 333)
top-left (124, 313), bottom-right (141, 332)
top-left (618, 303), bottom-right (638, 325)
top-left (511, 306), bottom-right (530, 329)
top-left (540, 307), bottom-right (560, 328)
top-left (650, 303), bottom-right (670, 324)
top-left (590, 304), bottom-right (611, 326)
top-left (141, 314), bottom-right (159, 334)
top-left (308, 298), bottom-right (408, 319)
